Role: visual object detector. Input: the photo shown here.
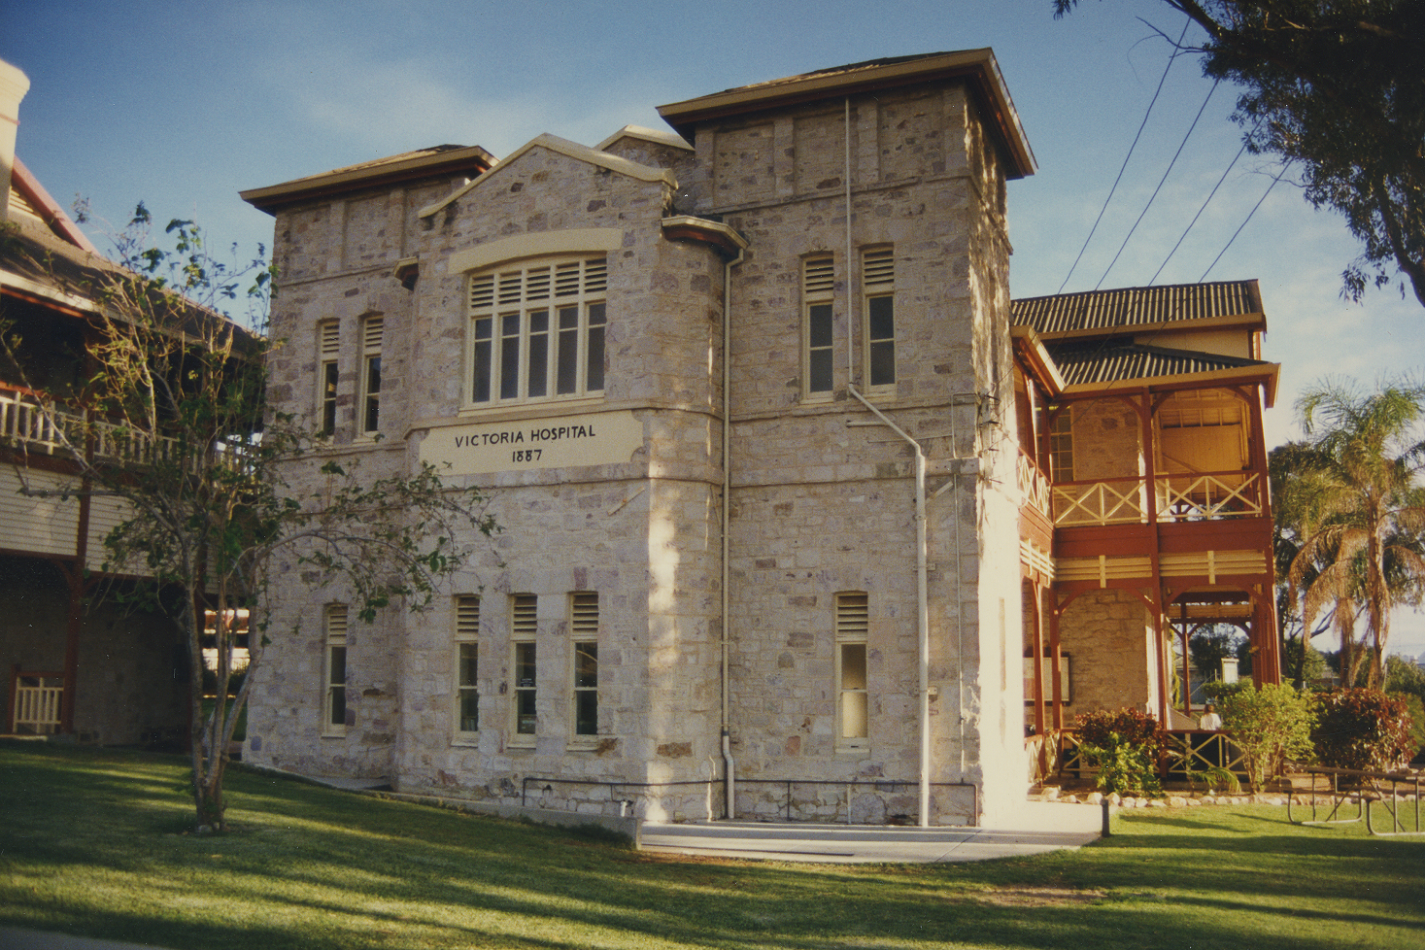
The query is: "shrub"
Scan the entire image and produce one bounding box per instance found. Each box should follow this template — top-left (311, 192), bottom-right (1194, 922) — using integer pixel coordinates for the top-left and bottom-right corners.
top-left (1218, 683), bottom-right (1316, 791)
top-left (1075, 707), bottom-right (1165, 796)
top-left (1312, 688), bottom-right (1415, 771)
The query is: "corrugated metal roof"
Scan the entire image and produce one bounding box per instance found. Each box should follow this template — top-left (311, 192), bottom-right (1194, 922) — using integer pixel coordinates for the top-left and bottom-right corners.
top-left (1048, 341), bottom-right (1268, 387)
top-left (1011, 280), bottom-right (1261, 336)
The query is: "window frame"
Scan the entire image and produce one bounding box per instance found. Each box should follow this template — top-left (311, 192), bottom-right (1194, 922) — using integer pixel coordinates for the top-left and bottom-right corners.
top-left (323, 605), bottom-right (348, 737)
top-left (834, 592), bottom-right (870, 751)
top-left (467, 256), bottom-right (607, 409)
top-left (569, 592), bottom-right (599, 747)
top-left (358, 315), bottom-right (383, 437)
top-left (861, 247), bottom-right (895, 392)
top-left (317, 320), bottom-right (339, 436)
top-left (509, 594), bottom-right (538, 747)
top-left (453, 595), bottom-right (480, 743)
top-left (802, 255), bottom-right (836, 400)
top-left (1049, 407), bottom-right (1074, 482)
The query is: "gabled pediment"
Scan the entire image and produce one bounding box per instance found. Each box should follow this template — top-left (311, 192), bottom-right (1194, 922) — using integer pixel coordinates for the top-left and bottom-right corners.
top-left (418, 133), bottom-right (676, 220)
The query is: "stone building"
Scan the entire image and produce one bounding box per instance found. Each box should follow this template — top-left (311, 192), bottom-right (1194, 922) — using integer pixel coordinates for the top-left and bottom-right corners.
top-left (239, 50), bottom-right (1279, 826)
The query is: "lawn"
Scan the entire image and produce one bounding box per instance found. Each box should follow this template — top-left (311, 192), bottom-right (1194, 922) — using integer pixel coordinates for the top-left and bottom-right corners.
top-left (1, 741), bottom-right (1422, 950)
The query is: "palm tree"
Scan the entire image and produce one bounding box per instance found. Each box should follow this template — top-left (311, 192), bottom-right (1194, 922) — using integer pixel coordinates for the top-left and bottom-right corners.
top-left (1288, 378), bottom-right (1425, 689)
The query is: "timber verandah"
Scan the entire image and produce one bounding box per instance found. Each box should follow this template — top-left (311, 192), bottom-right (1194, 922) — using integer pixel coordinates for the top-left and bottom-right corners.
top-left (1016, 379), bottom-right (1281, 774)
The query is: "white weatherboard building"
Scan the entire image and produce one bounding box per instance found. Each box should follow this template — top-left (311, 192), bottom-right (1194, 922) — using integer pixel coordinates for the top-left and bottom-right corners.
top-left (239, 50), bottom-right (1280, 827)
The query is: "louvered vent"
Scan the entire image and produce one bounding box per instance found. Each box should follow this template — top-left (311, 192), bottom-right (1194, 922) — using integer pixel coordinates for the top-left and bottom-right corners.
top-left (469, 274), bottom-right (495, 309)
top-left (362, 316), bottom-right (383, 352)
top-left (571, 593), bottom-right (599, 636)
top-left (525, 266), bottom-right (551, 301)
top-left (325, 604), bottom-right (349, 638)
top-left (583, 258), bottom-right (607, 295)
top-left (804, 256), bottom-right (834, 297)
top-left (512, 594), bottom-right (537, 637)
top-left (864, 248), bottom-right (894, 288)
top-left (455, 596), bottom-right (480, 637)
top-left (498, 272), bottom-right (523, 306)
top-left (319, 321), bottom-right (340, 357)
top-left (836, 592), bottom-right (869, 639)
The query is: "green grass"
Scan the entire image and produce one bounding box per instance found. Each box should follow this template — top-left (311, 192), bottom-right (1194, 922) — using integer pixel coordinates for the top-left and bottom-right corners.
top-left (1, 741), bottom-right (1422, 949)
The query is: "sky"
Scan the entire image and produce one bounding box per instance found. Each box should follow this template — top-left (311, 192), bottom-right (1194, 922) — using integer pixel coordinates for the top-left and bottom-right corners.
top-left (2, 0), bottom-right (1422, 656)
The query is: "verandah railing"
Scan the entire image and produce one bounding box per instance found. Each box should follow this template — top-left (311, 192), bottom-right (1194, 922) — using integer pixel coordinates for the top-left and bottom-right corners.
top-left (1, 383), bottom-right (251, 471)
top-left (1050, 471), bottom-right (1264, 527)
top-left (10, 669), bottom-right (63, 735)
top-left (1049, 729), bottom-right (1250, 786)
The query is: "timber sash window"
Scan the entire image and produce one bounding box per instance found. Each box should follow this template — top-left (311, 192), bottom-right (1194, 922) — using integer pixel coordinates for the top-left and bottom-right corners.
top-left (835, 592), bottom-right (869, 749)
top-left (317, 320), bottom-right (339, 436)
top-left (323, 605), bottom-right (348, 736)
top-left (511, 594), bottom-right (537, 742)
top-left (1049, 409), bottom-right (1074, 482)
top-left (454, 596), bottom-right (480, 739)
top-left (359, 315), bottom-right (383, 436)
top-left (571, 592), bottom-right (599, 741)
top-left (469, 257), bottom-right (607, 406)
top-left (863, 248), bottom-right (895, 389)
top-left (803, 255), bottom-right (835, 397)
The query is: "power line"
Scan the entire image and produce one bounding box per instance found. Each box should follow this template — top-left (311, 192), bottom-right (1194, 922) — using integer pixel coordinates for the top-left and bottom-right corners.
top-left (1199, 165), bottom-right (1290, 281)
top-left (1057, 15), bottom-right (1192, 294)
top-left (1096, 78), bottom-right (1220, 289)
top-left (1150, 138), bottom-right (1249, 285)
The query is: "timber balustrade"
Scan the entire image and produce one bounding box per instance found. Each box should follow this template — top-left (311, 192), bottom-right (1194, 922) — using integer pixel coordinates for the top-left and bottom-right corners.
top-left (1050, 471), bottom-right (1264, 527)
top-left (1044, 728), bottom-right (1251, 787)
top-left (1, 382), bottom-right (251, 471)
top-left (9, 668), bottom-right (63, 735)
top-left (1016, 450), bottom-right (1051, 517)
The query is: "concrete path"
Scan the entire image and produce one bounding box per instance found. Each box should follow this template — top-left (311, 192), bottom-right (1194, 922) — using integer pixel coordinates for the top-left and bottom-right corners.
top-left (0, 929), bottom-right (165, 950)
top-left (639, 820), bottom-right (1100, 863)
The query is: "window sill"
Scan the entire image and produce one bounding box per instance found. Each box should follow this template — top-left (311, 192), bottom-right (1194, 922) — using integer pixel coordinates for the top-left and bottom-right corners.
top-left (567, 737), bottom-right (602, 751)
top-left (457, 395), bottom-right (605, 418)
top-left (451, 735), bottom-right (479, 748)
top-left (321, 731), bottom-right (347, 739)
top-left (507, 737), bottom-right (536, 750)
top-left (835, 742), bottom-right (869, 754)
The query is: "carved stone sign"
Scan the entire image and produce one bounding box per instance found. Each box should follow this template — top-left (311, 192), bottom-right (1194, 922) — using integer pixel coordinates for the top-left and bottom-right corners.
top-left (419, 410), bottom-right (644, 475)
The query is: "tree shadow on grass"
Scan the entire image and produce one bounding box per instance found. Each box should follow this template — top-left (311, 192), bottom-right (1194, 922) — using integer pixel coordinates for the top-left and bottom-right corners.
top-left (5, 745), bottom-right (1425, 950)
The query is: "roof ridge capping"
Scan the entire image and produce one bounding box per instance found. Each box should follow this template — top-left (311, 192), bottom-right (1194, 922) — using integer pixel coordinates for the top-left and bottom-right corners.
top-left (656, 49), bottom-right (1036, 179)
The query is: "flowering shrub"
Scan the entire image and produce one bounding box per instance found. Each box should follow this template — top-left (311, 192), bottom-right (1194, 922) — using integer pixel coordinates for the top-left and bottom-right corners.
top-left (1075, 708), bottom-right (1165, 795)
top-left (1312, 689), bottom-right (1415, 771)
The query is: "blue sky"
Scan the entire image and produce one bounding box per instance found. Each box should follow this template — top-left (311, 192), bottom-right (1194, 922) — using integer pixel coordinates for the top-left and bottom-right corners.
top-left (3, 0), bottom-right (1422, 655)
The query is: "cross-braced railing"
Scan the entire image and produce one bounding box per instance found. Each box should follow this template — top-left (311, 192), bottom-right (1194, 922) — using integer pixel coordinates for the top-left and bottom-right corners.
top-left (1017, 450), bottom-right (1051, 517)
top-left (1052, 478), bottom-right (1145, 526)
top-left (1156, 472), bottom-right (1262, 522)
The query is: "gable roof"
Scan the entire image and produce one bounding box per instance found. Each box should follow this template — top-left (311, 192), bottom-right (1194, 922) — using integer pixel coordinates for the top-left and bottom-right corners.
top-left (1011, 280), bottom-right (1264, 339)
top-left (657, 49), bottom-right (1036, 179)
top-left (417, 133), bottom-right (676, 220)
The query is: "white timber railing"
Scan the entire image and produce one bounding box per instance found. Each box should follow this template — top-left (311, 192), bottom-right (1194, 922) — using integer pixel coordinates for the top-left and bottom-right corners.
top-left (12, 673), bottom-right (63, 735)
top-left (1, 383), bottom-right (249, 471)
